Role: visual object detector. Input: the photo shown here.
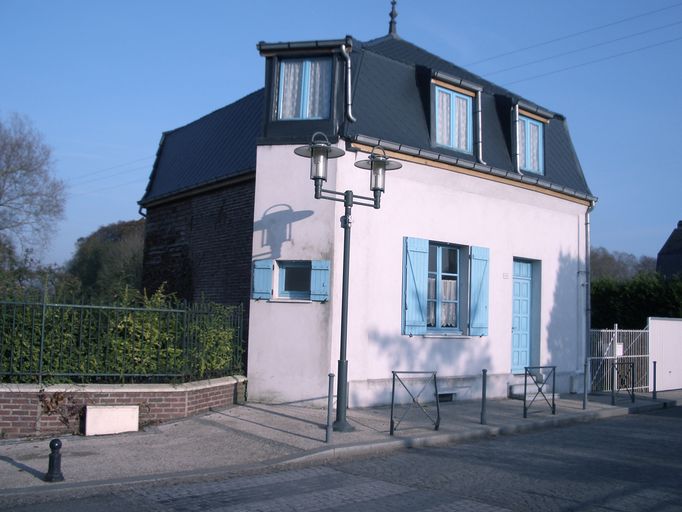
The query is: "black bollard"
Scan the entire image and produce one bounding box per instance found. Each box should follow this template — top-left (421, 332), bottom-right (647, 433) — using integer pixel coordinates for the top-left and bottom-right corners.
top-left (480, 369), bottom-right (487, 425)
top-left (44, 438), bottom-right (64, 482)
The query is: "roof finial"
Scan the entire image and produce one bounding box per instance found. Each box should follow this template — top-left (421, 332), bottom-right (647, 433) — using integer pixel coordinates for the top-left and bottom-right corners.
top-left (389, 0), bottom-right (398, 36)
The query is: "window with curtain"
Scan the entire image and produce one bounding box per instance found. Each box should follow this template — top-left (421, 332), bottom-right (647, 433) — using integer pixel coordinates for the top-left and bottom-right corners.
top-left (434, 85), bottom-right (473, 154)
top-left (402, 237), bottom-right (489, 337)
top-left (428, 244), bottom-right (460, 330)
top-left (277, 58), bottom-right (332, 120)
top-left (519, 115), bottom-right (544, 174)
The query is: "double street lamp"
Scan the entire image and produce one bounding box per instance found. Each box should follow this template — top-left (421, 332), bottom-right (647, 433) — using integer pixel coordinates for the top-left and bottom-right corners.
top-left (295, 132), bottom-right (401, 431)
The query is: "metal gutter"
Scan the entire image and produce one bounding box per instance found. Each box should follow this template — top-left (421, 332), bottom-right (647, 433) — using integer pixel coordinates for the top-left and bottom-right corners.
top-left (340, 37), bottom-right (357, 123)
top-left (257, 38), bottom-right (351, 55)
top-left (518, 99), bottom-right (556, 119)
top-left (432, 71), bottom-right (483, 92)
top-left (475, 91), bottom-right (487, 165)
top-left (513, 104), bottom-right (522, 174)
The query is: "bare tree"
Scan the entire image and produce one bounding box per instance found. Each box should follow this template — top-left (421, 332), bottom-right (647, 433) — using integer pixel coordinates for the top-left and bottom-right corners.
top-left (591, 246), bottom-right (656, 281)
top-left (0, 113), bottom-right (65, 250)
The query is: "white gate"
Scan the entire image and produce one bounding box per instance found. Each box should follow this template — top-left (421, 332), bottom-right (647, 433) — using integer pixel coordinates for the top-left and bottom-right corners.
top-left (589, 324), bottom-right (649, 392)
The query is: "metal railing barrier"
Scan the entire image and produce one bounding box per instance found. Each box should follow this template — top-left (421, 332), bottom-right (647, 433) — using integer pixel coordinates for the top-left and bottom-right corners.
top-left (523, 366), bottom-right (556, 418)
top-left (611, 361), bottom-right (635, 405)
top-left (390, 371), bottom-right (440, 436)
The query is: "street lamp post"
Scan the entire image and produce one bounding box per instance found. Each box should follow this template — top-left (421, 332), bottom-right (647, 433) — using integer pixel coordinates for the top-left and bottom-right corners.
top-left (295, 132), bottom-right (401, 431)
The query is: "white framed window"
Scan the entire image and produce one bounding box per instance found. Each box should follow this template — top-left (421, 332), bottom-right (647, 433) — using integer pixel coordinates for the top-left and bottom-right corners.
top-left (434, 85), bottom-right (473, 154)
top-left (277, 58), bottom-right (332, 120)
top-left (519, 115), bottom-right (544, 174)
top-left (428, 244), bottom-right (461, 331)
top-left (278, 261), bottom-right (312, 299)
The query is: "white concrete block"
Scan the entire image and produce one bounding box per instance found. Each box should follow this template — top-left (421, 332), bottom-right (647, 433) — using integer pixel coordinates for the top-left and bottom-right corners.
top-left (85, 405), bottom-right (139, 436)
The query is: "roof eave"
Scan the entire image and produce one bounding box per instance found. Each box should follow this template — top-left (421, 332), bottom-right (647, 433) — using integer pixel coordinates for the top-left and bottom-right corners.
top-left (257, 36), bottom-right (354, 56)
top-left (348, 134), bottom-right (597, 205)
top-left (139, 169), bottom-right (256, 209)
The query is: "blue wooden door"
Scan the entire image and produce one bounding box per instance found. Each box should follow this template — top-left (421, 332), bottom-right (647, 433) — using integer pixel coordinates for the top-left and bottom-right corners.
top-left (512, 260), bottom-right (532, 373)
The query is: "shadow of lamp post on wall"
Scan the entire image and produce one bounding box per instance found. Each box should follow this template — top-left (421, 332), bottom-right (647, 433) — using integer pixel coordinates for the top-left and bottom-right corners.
top-left (295, 132), bottom-right (402, 432)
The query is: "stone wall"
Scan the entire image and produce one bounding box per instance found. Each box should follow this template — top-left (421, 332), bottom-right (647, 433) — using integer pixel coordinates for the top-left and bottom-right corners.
top-left (0, 376), bottom-right (246, 439)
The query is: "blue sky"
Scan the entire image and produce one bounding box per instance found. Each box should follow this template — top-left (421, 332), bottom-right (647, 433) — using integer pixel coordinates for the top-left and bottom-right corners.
top-left (1, 0), bottom-right (680, 265)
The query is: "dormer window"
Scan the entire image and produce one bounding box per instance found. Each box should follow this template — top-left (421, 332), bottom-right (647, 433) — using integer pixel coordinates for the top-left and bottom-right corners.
top-left (434, 85), bottom-right (473, 154)
top-left (518, 114), bottom-right (545, 174)
top-left (277, 57), bottom-right (332, 120)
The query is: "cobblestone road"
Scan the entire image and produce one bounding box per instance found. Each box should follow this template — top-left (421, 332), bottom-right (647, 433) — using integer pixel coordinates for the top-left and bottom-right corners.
top-left (4, 406), bottom-right (682, 511)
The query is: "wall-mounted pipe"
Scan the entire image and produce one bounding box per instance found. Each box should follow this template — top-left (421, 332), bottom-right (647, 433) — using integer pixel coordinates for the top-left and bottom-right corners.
top-left (340, 42), bottom-right (357, 123)
top-left (584, 201), bottom-right (595, 384)
top-left (512, 104), bottom-right (522, 175)
top-left (475, 91), bottom-right (486, 165)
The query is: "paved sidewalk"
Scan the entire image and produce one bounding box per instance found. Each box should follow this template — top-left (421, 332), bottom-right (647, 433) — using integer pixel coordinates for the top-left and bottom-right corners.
top-left (0, 390), bottom-right (678, 498)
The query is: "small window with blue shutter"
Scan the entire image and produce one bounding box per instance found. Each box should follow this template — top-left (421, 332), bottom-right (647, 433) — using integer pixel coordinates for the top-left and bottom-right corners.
top-left (252, 259), bottom-right (330, 302)
top-left (402, 238), bottom-right (489, 336)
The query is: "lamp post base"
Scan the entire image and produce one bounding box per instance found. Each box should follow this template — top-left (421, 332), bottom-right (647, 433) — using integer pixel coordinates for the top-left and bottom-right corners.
top-left (333, 358), bottom-right (354, 432)
top-left (332, 419), bottom-right (355, 432)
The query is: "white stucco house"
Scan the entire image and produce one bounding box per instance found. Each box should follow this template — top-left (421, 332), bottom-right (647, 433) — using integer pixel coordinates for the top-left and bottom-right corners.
top-left (141, 17), bottom-right (596, 407)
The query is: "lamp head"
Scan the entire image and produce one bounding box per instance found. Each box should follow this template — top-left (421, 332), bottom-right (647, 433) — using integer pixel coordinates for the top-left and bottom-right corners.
top-left (354, 145), bottom-right (402, 192)
top-left (294, 132), bottom-right (345, 182)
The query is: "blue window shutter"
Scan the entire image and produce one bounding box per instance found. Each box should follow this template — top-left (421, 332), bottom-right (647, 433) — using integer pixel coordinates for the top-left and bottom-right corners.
top-left (252, 259), bottom-right (273, 300)
top-left (469, 247), bottom-right (490, 336)
top-left (310, 260), bottom-right (330, 302)
top-left (402, 237), bottom-right (429, 336)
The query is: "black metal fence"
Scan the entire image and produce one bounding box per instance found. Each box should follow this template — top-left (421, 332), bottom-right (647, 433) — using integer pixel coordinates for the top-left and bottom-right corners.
top-left (0, 299), bottom-right (243, 384)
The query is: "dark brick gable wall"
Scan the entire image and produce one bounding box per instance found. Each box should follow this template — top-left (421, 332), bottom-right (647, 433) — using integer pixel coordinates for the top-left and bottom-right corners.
top-left (142, 178), bottom-right (255, 316)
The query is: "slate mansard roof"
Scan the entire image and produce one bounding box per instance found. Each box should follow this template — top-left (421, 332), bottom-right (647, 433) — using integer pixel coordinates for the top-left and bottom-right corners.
top-left (344, 35), bottom-right (593, 200)
top-left (140, 33), bottom-right (594, 207)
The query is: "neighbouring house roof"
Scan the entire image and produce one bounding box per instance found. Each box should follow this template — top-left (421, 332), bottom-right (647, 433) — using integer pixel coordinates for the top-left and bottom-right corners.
top-left (141, 31), bottom-right (594, 206)
top-left (657, 221), bottom-right (682, 278)
top-left (139, 89), bottom-right (264, 206)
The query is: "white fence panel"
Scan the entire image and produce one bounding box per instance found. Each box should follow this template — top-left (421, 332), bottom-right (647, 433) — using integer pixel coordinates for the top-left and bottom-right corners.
top-left (649, 317), bottom-right (682, 391)
top-left (589, 326), bottom-right (649, 392)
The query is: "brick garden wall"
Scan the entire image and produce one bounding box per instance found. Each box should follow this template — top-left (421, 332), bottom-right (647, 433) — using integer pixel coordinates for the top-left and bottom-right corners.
top-left (0, 376), bottom-right (246, 439)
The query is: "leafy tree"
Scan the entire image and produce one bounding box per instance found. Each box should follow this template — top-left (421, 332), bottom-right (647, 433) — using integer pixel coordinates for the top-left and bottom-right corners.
top-left (66, 219), bottom-right (144, 301)
top-left (0, 113), bottom-right (65, 250)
